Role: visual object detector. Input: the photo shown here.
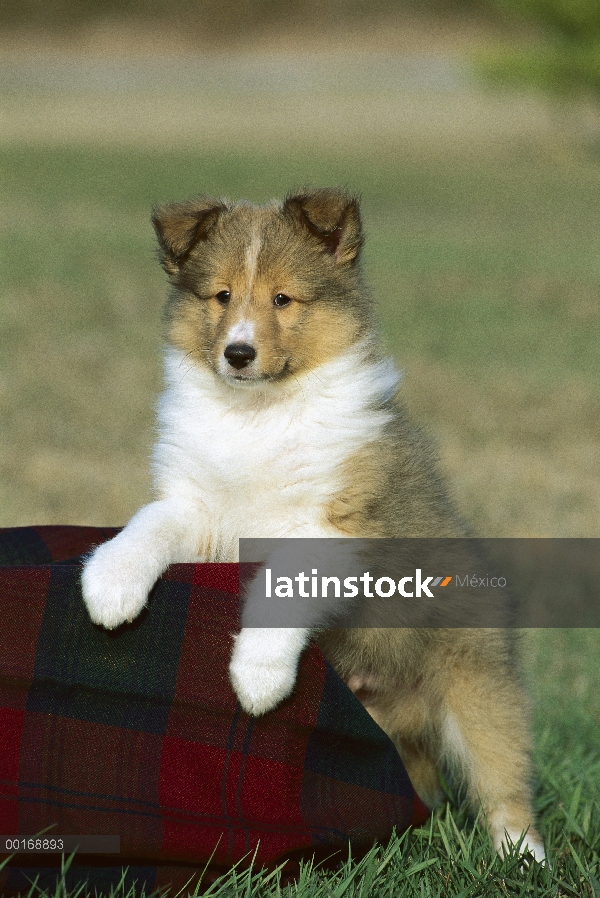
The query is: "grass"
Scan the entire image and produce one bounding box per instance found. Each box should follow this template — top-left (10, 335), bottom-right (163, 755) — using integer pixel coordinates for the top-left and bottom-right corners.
top-left (8, 810), bottom-right (600, 898)
top-left (0, 49), bottom-right (599, 895)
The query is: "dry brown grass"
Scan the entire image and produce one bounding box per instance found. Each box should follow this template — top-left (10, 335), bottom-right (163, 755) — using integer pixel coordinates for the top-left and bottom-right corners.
top-left (0, 65), bottom-right (573, 159)
top-left (0, 285), bottom-right (160, 527)
top-left (402, 360), bottom-right (600, 537)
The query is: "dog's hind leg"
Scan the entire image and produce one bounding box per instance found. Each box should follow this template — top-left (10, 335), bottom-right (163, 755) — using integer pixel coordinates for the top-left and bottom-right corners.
top-left (440, 656), bottom-right (545, 863)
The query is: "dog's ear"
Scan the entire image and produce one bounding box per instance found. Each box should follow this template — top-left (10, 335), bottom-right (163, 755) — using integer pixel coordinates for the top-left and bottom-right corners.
top-left (283, 188), bottom-right (363, 264)
top-left (152, 197), bottom-right (226, 275)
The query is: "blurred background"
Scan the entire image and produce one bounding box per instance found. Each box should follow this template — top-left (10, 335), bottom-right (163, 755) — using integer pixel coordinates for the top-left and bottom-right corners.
top-left (1, 0), bottom-right (599, 537)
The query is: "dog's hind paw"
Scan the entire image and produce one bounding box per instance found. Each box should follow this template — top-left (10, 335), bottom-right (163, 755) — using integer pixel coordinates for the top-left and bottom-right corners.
top-left (494, 827), bottom-right (547, 866)
top-left (81, 537), bottom-right (155, 629)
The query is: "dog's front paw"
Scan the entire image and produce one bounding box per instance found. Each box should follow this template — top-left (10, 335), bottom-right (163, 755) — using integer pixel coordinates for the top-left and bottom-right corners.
top-left (229, 628), bottom-right (301, 716)
top-left (229, 657), bottom-right (297, 716)
top-left (81, 538), bottom-right (155, 629)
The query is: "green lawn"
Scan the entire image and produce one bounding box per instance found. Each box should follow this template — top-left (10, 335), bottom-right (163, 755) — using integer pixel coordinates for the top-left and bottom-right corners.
top-left (1, 137), bottom-right (599, 895)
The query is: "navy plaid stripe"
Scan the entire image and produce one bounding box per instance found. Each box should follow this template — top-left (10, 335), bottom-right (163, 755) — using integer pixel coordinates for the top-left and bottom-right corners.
top-left (27, 566), bottom-right (190, 733)
top-left (0, 528), bottom-right (53, 566)
top-left (304, 662), bottom-right (414, 796)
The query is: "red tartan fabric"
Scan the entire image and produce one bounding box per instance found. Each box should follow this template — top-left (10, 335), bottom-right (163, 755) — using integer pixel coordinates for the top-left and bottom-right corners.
top-left (0, 527), bottom-right (427, 894)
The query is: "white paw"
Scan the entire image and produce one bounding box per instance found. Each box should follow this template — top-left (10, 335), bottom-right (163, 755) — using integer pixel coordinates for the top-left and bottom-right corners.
top-left (81, 538), bottom-right (155, 629)
top-left (526, 839), bottom-right (547, 865)
top-left (494, 827), bottom-right (547, 865)
top-left (229, 628), bottom-right (304, 716)
top-left (229, 656), bottom-right (297, 716)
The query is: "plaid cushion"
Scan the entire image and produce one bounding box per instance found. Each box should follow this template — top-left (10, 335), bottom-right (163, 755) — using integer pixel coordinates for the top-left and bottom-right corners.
top-left (0, 526), bottom-right (427, 894)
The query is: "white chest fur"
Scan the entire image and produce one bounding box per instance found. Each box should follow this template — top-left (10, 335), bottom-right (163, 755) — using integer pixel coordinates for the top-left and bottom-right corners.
top-left (152, 345), bottom-right (399, 557)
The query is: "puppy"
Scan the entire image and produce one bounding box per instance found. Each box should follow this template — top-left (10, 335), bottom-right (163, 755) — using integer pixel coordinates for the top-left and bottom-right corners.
top-left (82, 188), bottom-right (544, 862)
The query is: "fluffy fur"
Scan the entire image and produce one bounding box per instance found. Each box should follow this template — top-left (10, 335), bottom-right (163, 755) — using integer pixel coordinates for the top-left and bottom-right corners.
top-left (82, 187), bottom-right (544, 863)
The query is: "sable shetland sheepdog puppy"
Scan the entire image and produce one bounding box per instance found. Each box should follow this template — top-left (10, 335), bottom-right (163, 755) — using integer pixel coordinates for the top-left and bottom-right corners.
top-left (82, 187), bottom-right (544, 862)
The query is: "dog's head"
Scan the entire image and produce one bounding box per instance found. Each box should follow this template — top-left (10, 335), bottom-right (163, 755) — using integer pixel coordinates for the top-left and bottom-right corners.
top-left (152, 188), bottom-right (373, 385)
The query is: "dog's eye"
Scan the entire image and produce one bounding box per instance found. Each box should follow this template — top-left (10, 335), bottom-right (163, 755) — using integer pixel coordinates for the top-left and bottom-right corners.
top-left (216, 291), bottom-right (231, 305)
top-left (273, 293), bottom-right (292, 308)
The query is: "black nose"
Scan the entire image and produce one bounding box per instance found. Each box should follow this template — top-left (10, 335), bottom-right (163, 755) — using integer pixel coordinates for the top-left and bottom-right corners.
top-left (224, 343), bottom-right (256, 370)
